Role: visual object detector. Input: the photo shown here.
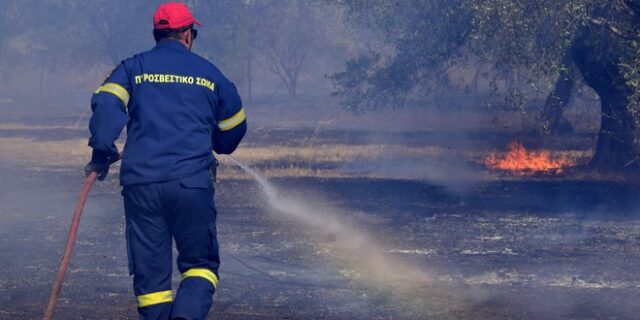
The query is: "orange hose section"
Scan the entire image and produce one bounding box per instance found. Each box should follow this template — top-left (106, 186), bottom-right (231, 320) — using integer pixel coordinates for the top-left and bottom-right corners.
top-left (43, 172), bottom-right (97, 320)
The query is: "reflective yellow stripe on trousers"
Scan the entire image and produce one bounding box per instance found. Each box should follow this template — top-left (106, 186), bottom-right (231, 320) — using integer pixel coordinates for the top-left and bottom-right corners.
top-left (136, 290), bottom-right (173, 308)
top-left (182, 268), bottom-right (219, 289)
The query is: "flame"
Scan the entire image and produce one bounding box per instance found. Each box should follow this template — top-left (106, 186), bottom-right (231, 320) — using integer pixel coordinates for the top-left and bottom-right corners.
top-left (485, 140), bottom-right (573, 174)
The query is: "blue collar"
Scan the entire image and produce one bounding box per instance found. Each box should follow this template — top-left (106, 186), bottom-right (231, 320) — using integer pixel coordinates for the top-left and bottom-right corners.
top-left (155, 39), bottom-right (189, 52)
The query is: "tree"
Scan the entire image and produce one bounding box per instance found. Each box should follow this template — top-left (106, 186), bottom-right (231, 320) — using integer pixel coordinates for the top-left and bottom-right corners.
top-left (1, 0), bottom-right (90, 104)
top-left (83, 1), bottom-right (154, 65)
top-left (194, 0), bottom-right (353, 100)
top-left (569, 4), bottom-right (640, 167)
top-left (331, 0), bottom-right (474, 110)
top-left (191, 0), bottom-right (252, 92)
top-left (251, 0), bottom-right (328, 98)
top-left (332, 0), bottom-right (640, 169)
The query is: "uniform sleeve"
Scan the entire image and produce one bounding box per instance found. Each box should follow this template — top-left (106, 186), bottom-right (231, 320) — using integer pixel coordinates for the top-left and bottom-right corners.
top-left (88, 62), bottom-right (130, 163)
top-left (212, 78), bottom-right (246, 154)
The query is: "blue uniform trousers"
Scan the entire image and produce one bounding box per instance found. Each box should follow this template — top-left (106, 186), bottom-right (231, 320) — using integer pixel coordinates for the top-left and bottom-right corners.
top-left (122, 171), bottom-right (219, 320)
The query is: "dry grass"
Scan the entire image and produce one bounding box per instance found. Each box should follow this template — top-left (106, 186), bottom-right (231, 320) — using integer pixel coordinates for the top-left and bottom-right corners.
top-left (0, 124), bottom-right (81, 130)
top-left (217, 164), bottom-right (349, 179)
top-left (232, 145), bottom-right (445, 164)
top-left (0, 132), bottom-right (598, 181)
top-left (0, 136), bottom-right (455, 179)
top-left (0, 137), bottom-right (92, 167)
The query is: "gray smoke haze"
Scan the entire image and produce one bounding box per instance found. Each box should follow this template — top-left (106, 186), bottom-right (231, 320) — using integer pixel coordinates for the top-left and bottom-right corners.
top-left (0, 1), bottom-right (374, 118)
top-left (340, 153), bottom-right (482, 192)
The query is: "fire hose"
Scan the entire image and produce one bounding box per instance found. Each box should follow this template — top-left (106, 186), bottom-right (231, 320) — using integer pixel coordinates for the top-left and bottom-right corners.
top-left (43, 152), bottom-right (121, 320)
top-left (42, 171), bottom-right (97, 320)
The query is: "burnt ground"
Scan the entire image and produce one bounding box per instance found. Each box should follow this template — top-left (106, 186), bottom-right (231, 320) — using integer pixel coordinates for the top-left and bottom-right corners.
top-left (1, 124), bottom-right (640, 319)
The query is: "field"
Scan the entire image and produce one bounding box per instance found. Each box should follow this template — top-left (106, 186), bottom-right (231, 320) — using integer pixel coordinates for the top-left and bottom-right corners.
top-left (0, 104), bottom-right (639, 319)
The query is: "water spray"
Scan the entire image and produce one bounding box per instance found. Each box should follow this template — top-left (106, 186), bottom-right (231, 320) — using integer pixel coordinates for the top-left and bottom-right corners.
top-left (226, 156), bottom-right (436, 311)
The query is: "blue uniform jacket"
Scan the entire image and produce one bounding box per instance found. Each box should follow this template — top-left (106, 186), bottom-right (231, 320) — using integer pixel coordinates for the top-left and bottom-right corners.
top-left (88, 39), bottom-right (247, 185)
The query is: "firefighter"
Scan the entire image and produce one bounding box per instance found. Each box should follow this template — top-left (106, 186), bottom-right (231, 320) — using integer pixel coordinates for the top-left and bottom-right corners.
top-left (84, 2), bottom-right (246, 319)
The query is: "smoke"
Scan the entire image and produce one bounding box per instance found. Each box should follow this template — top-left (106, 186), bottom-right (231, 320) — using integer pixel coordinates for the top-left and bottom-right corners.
top-left (309, 107), bottom-right (490, 193)
top-left (340, 153), bottom-right (481, 192)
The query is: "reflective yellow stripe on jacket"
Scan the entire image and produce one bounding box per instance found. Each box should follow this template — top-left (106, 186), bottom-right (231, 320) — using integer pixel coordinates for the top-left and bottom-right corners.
top-left (182, 268), bottom-right (219, 288)
top-left (136, 290), bottom-right (173, 308)
top-left (218, 108), bottom-right (245, 131)
top-left (95, 82), bottom-right (130, 110)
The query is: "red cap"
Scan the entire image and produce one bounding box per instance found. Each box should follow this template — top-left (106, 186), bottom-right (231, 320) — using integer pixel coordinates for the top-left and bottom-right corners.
top-left (153, 2), bottom-right (202, 30)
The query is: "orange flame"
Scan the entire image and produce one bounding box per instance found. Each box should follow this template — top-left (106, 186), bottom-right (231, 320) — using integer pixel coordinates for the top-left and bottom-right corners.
top-left (485, 140), bottom-right (573, 174)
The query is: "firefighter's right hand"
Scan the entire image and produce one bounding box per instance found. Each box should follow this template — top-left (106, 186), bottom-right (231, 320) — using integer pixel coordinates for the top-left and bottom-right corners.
top-left (85, 150), bottom-right (119, 181)
top-left (85, 161), bottom-right (110, 181)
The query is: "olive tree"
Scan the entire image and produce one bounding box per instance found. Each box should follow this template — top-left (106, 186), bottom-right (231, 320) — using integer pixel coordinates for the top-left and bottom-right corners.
top-left (333, 0), bottom-right (640, 169)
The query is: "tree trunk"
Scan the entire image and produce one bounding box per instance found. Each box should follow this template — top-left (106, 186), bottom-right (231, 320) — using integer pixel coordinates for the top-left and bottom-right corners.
top-left (247, 51), bottom-right (253, 104)
top-left (539, 57), bottom-right (576, 135)
top-left (473, 65), bottom-right (481, 105)
top-left (288, 72), bottom-right (298, 97)
top-left (39, 63), bottom-right (47, 107)
top-left (590, 88), bottom-right (636, 167)
top-left (571, 28), bottom-right (639, 169)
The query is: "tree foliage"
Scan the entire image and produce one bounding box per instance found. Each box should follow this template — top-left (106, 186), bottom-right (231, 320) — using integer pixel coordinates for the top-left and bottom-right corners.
top-left (331, 0), bottom-right (473, 110)
top-left (333, 0), bottom-right (640, 168)
top-left (331, 0), bottom-right (592, 110)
